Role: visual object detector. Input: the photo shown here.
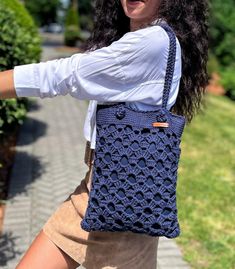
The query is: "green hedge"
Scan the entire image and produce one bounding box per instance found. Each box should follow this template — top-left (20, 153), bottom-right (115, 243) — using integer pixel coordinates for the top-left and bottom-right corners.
top-left (0, 0), bottom-right (41, 136)
top-left (0, 0), bottom-right (41, 69)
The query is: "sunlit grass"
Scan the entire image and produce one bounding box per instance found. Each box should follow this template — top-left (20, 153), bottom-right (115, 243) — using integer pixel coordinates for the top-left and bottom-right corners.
top-left (176, 93), bottom-right (235, 269)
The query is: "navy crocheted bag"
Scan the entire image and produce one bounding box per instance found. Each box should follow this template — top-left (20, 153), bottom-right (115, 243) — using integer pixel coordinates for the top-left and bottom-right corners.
top-left (81, 22), bottom-right (186, 238)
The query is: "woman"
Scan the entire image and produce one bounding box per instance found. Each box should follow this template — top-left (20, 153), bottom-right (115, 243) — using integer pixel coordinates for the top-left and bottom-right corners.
top-left (0, 0), bottom-right (209, 268)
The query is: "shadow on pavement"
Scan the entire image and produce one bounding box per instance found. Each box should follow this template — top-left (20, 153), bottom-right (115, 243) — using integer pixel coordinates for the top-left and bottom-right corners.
top-left (0, 232), bottom-right (22, 266)
top-left (7, 151), bottom-right (45, 199)
top-left (27, 100), bottom-right (42, 112)
top-left (16, 117), bottom-right (47, 147)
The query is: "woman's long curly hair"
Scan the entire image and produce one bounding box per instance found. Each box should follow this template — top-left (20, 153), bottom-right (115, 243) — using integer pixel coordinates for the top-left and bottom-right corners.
top-left (86, 0), bottom-right (209, 123)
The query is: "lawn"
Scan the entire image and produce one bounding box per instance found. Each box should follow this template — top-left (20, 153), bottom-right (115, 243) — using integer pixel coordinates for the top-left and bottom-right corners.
top-left (176, 93), bottom-right (235, 269)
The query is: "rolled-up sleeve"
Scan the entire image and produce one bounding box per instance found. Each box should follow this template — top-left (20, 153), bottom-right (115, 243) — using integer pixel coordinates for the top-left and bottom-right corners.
top-left (14, 25), bottom-right (179, 102)
top-left (14, 53), bottom-right (83, 98)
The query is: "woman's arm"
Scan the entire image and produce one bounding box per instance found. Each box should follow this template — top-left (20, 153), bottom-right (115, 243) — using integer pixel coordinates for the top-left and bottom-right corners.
top-left (0, 26), bottom-right (177, 103)
top-left (0, 70), bottom-right (17, 99)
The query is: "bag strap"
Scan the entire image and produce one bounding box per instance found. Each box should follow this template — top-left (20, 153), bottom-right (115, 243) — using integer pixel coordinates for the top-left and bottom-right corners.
top-left (157, 22), bottom-right (177, 110)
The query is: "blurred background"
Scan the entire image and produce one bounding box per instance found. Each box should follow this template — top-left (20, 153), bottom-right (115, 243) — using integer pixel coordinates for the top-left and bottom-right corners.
top-left (0, 1), bottom-right (234, 269)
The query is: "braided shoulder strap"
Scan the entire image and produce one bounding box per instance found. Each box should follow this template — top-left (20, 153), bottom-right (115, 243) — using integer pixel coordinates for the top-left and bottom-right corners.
top-left (157, 23), bottom-right (177, 109)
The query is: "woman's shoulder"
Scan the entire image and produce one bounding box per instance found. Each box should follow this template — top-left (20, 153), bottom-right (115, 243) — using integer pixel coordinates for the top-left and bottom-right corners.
top-left (109, 23), bottom-right (176, 59)
top-left (134, 24), bottom-right (170, 39)
top-left (117, 24), bottom-right (170, 44)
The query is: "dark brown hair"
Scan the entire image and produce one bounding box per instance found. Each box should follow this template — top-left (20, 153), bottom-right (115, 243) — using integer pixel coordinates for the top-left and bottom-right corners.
top-left (86, 0), bottom-right (209, 123)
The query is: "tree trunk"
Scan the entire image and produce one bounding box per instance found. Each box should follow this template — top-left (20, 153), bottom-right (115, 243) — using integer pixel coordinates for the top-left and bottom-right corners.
top-left (71, 0), bottom-right (78, 9)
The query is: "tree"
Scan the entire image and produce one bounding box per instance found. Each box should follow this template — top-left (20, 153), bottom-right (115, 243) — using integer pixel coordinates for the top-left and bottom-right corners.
top-left (209, 0), bottom-right (235, 99)
top-left (78, 0), bottom-right (93, 15)
top-left (78, 0), bottom-right (94, 32)
top-left (209, 0), bottom-right (235, 67)
top-left (64, 0), bottom-right (80, 46)
top-left (24, 0), bottom-right (62, 26)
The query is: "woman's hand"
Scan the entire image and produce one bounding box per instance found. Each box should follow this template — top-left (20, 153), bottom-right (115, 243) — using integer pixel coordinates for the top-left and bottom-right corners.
top-left (0, 70), bottom-right (17, 99)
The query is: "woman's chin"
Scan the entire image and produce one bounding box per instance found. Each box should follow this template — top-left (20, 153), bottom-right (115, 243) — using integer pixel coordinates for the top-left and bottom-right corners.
top-left (124, 8), bottom-right (146, 20)
top-left (125, 12), bottom-right (145, 21)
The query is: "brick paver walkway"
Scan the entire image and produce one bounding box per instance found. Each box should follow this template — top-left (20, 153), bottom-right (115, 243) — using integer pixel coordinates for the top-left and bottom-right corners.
top-left (0, 96), bottom-right (88, 268)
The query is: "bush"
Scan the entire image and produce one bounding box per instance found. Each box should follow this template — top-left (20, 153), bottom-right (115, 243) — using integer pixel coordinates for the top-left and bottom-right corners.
top-left (0, 0), bottom-right (41, 69)
top-left (64, 6), bottom-right (80, 46)
top-left (207, 51), bottom-right (220, 78)
top-left (220, 66), bottom-right (235, 100)
top-left (0, 99), bottom-right (28, 135)
top-left (0, 0), bottom-right (41, 137)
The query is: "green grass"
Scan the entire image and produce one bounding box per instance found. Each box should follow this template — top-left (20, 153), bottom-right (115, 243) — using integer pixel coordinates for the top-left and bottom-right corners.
top-left (176, 93), bottom-right (235, 269)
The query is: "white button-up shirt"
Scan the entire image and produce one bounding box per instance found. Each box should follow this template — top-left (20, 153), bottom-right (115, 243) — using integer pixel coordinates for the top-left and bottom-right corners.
top-left (13, 22), bottom-right (182, 149)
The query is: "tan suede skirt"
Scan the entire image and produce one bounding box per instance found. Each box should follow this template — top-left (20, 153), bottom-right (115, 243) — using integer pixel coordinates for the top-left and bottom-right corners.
top-left (42, 142), bottom-right (159, 269)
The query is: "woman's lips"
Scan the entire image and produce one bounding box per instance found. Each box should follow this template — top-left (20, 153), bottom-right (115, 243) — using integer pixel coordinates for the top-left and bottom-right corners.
top-left (127, 0), bottom-right (145, 7)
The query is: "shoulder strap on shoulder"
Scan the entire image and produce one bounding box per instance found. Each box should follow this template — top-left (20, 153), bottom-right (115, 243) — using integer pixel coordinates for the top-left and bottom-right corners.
top-left (157, 22), bottom-right (177, 109)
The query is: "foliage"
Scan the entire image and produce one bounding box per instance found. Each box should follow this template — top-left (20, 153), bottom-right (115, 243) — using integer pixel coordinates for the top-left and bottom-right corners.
top-left (220, 66), bottom-right (235, 100)
top-left (209, 0), bottom-right (235, 67)
top-left (2, 0), bottom-right (37, 28)
top-left (78, 0), bottom-right (93, 15)
top-left (24, 0), bottom-right (62, 27)
top-left (0, 0), bottom-right (41, 70)
top-left (0, 99), bottom-right (28, 135)
top-left (176, 94), bottom-right (235, 269)
top-left (79, 15), bottom-right (94, 32)
top-left (65, 4), bottom-right (79, 26)
top-left (0, 0), bottom-right (41, 138)
top-left (78, 0), bottom-right (94, 31)
top-left (209, 0), bottom-right (235, 98)
top-left (207, 51), bottom-right (220, 78)
top-left (64, 5), bottom-right (80, 46)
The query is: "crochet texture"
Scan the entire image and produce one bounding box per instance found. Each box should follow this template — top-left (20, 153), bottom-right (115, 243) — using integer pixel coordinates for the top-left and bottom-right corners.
top-left (81, 23), bottom-right (186, 238)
